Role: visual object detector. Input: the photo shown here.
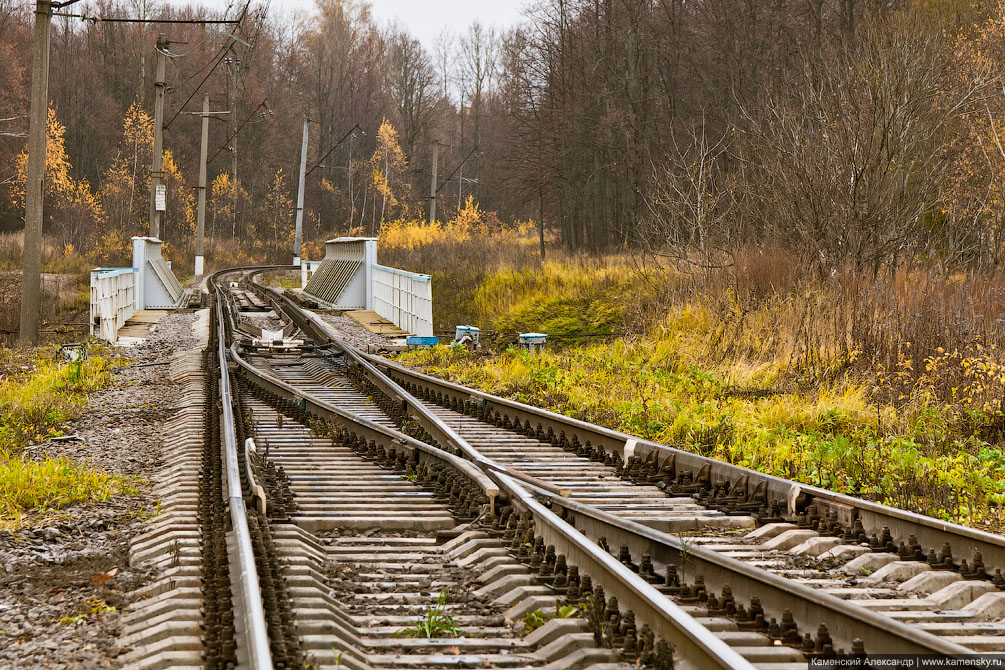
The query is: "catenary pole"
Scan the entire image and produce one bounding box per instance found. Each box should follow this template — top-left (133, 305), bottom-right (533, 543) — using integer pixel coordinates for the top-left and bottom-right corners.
top-left (19, 0), bottom-right (52, 346)
top-left (149, 33), bottom-right (167, 238)
top-left (195, 94), bottom-right (209, 275)
top-left (187, 95), bottom-right (229, 275)
top-left (293, 117), bottom-right (308, 266)
top-left (230, 61), bottom-right (239, 183)
top-left (428, 141), bottom-right (438, 224)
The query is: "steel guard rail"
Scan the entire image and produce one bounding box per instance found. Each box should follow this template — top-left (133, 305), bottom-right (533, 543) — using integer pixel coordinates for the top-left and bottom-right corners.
top-left (227, 341), bottom-right (500, 509)
top-left (248, 279), bottom-right (571, 499)
top-left (489, 469), bottom-right (757, 670)
top-left (230, 270), bottom-right (757, 669)
top-left (211, 266), bottom-right (987, 669)
top-left (223, 291), bottom-right (754, 670)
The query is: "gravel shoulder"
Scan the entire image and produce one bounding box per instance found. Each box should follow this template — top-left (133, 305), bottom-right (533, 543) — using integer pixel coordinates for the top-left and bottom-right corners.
top-left (0, 311), bottom-right (205, 670)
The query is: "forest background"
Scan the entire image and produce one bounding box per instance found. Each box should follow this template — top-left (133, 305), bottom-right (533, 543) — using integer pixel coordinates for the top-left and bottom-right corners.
top-left (2, 0), bottom-right (1005, 527)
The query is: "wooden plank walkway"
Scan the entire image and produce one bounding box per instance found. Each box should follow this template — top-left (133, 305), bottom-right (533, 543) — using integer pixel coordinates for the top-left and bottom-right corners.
top-left (345, 310), bottom-right (408, 336)
top-left (117, 309), bottom-right (170, 339)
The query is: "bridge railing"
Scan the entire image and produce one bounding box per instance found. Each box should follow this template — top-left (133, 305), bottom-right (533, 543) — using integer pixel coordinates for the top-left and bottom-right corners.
top-left (90, 267), bottom-right (137, 342)
top-left (300, 260), bottom-right (322, 288)
top-left (372, 264), bottom-right (433, 337)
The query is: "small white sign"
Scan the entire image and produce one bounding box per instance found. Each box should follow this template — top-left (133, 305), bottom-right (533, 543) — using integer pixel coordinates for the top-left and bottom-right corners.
top-left (155, 184), bottom-right (167, 211)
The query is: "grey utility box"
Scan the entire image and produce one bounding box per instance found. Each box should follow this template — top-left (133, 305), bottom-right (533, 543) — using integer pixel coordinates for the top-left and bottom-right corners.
top-left (519, 332), bottom-right (548, 353)
top-left (454, 325), bottom-right (480, 346)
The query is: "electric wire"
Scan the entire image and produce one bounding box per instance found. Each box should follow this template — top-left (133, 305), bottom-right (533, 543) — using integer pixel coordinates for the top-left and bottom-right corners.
top-left (208, 99), bottom-right (270, 165)
top-left (164, 0), bottom-right (251, 130)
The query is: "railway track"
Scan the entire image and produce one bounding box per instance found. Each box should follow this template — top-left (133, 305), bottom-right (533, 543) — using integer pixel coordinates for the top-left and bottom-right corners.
top-left (148, 266), bottom-right (1005, 670)
top-left (201, 269), bottom-right (757, 670)
top-left (366, 364), bottom-right (1005, 651)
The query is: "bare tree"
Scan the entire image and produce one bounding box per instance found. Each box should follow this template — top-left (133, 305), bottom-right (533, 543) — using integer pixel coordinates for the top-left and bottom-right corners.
top-left (383, 28), bottom-right (436, 159)
top-left (431, 27), bottom-right (454, 100)
top-left (458, 21), bottom-right (498, 150)
top-left (736, 11), bottom-right (988, 275)
top-left (641, 122), bottom-right (734, 279)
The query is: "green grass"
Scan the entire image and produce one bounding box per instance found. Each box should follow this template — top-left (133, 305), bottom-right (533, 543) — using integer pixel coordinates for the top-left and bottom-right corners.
top-left (0, 452), bottom-right (135, 527)
top-left (260, 271), bottom-right (301, 290)
top-left (523, 604), bottom-right (580, 634)
top-left (395, 590), bottom-right (462, 638)
top-left (0, 346), bottom-right (112, 450)
top-left (473, 260), bottom-right (638, 339)
top-left (0, 345), bottom-right (134, 527)
top-left (398, 259), bottom-right (1005, 530)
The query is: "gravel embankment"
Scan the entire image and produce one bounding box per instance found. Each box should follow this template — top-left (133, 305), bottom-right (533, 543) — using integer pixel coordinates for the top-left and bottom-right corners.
top-left (312, 310), bottom-right (397, 350)
top-left (0, 311), bottom-right (205, 670)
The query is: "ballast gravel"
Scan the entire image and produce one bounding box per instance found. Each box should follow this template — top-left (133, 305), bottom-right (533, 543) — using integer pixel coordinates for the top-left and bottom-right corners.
top-left (0, 311), bottom-right (203, 670)
top-left (241, 310), bottom-right (285, 333)
top-left (312, 309), bottom-right (397, 350)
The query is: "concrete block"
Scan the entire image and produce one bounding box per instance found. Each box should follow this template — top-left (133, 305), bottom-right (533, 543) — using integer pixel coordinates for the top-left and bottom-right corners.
top-left (744, 523), bottom-right (798, 540)
top-left (532, 633), bottom-right (602, 663)
top-left (523, 617), bottom-right (588, 647)
top-left (758, 529), bottom-right (818, 551)
top-left (541, 647), bottom-right (621, 670)
top-left (119, 621), bottom-right (202, 649)
top-left (789, 536), bottom-right (843, 557)
top-left (928, 581), bottom-right (997, 610)
top-left (474, 573), bottom-right (538, 598)
top-left (819, 544), bottom-right (870, 561)
top-left (858, 561), bottom-right (930, 585)
top-left (504, 595), bottom-right (559, 622)
top-left (899, 571), bottom-right (963, 594)
top-left (843, 553), bottom-right (898, 575)
top-left (968, 592), bottom-right (1005, 620)
top-left (492, 584), bottom-right (554, 607)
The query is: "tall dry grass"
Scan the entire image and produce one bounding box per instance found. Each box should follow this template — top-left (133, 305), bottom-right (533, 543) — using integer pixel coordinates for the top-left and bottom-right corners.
top-left (378, 217), bottom-right (547, 329)
top-left (0, 231), bottom-right (93, 274)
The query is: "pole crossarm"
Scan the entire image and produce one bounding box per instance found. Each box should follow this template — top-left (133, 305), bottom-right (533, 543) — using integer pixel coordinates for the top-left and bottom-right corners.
top-left (164, 1), bottom-right (251, 131)
top-left (52, 13), bottom-right (239, 23)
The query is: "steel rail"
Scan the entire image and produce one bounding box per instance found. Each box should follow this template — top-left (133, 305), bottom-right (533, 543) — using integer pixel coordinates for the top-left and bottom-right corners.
top-left (211, 279), bottom-right (274, 670)
top-left (365, 352), bottom-right (1005, 575)
top-left (228, 340), bottom-right (500, 508)
top-left (211, 266), bottom-right (993, 667)
top-left (257, 288), bottom-right (982, 658)
top-left (522, 481), bottom-right (973, 658)
top-left (245, 275), bottom-right (572, 499)
top-left (490, 469), bottom-right (757, 670)
top-left (228, 355), bottom-right (756, 670)
top-left (346, 345), bottom-right (979, 657)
